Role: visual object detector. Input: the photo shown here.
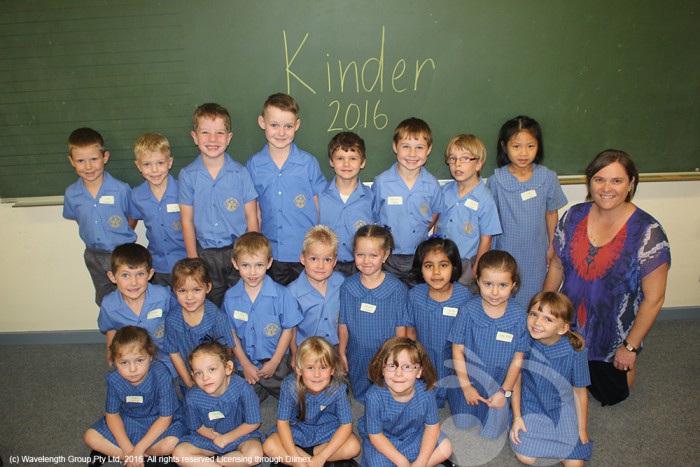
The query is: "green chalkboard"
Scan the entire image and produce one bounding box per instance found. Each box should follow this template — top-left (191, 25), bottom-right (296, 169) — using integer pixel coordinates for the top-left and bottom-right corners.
top-left (1, 0), bottom-right (698, 198)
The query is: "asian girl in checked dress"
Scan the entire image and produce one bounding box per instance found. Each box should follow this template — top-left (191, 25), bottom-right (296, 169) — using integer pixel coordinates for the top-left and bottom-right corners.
top-left (173, 342), bottom-right (263, 467)
top-left (359, 337), bottom-right (452, 467)
top-left (447, 250), bottom-right (528, 439)
top-left (338, 224), bottom-right (408, 403)
top-left (510, 291), bottom-right (593, 466)
top-left (406, 235), bottom-right (473, 408)
top-left (263, 336), bottom-right (361, 466)
top-left (84, 325), bottom-right (185, 467)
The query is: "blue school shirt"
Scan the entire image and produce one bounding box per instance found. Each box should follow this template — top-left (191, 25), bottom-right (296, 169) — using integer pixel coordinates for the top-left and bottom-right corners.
top-left (63, 171), bottom-right (137, 250)
top-left (131, 175), bottom-right (187, 274)
top-left (246, 143), bottom-right (327, 262)
top-left (371, 163), bottom-right (443, 255)
top-left (178, 153), bottom-right (258, 248)
top-left (98, 283), bottom-right (177, 375)
top-left (287, 270), bottom-right (345, 346)
top-left (222, 276), bottom-right (303, 369)
top-left (318, 177), bottom-right (376, 262)
top-left (162, 299), bottom-right (236, 371)
top-left (437, 178), bottom-right (502, 260)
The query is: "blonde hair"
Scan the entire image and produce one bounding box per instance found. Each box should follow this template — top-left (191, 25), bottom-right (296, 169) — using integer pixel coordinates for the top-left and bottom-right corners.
top-left (528, 291), bottom-right (585, 351)
top-left (367, 337), bottom-right (438, 390)
top-left (302, 225), bottom-right (339, 254)
top-left (134, 132), bottom-right (171, 160)
top-left (232, 232), bottom-right (272, 262)
top-left (444, 134), bottom-right (486, 164)
top-left (294, 337), bottom-right (345, 421)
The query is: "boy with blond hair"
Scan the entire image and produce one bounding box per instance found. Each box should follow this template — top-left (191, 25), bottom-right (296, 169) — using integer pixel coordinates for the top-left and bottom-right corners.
top-left (246, 93), bottom-right (327, 286)
top-left (437, 134), bottom-right (502, 288)
top-left (131, 132), bottom-right (187, 286)
top-left (179, 103), bottom-right (259, 307)
top-left (63, 127), bottom-right (137, 306)
top-left (223, 232), bottom-right (303, 401)
top-left (371, 117), bottom-right (443, 287)
top-left (318, 132), bottom-right (376, 276)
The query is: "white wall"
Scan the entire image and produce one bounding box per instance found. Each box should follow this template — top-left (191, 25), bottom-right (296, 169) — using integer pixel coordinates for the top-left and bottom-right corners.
top-left (1, 180), bottom-right (698, 333)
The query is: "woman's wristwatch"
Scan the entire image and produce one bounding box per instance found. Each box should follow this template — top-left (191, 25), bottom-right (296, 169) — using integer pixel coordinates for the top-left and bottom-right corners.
top-left (500, 387), bottom-right (512, 398)
top-left (622, 339), bottom-right (639, 353)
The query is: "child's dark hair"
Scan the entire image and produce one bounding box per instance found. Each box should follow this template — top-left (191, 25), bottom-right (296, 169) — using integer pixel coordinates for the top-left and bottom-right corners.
top-left (171, 258), bottom-right (212, 290)
top-left (110, 325), bottom-right (157, 361)
top-left (476, 250), bottom-right (520, 293)
top-left (528, 291), bottom-right (585, 351)
top-left (192, 102), bottom-right (232, 132)
top-left (294, 337), bottom-right (345, 421)
top-left (68, 127), bottom-right (105, 155)
top-left (393, 117), bottom-right (433, 147)
top-left (188, 341), bottom-right (231, 368)
top-left (367, 337), bottom-right (438, 390)
top-left (353, 224), bottom-right (394, 254)
top-left (412, 236), bottom-right (462, 284)
top-left (328, 131), bottom-right (366, 161)
top-left (111, 243), bottom-right (152, 273)
top-left (496, 115), bottom-right (544, 168)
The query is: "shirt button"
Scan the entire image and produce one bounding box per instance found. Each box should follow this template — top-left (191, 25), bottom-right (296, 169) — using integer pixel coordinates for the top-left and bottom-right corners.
top-left (278, 191), bottom-right (282, 195)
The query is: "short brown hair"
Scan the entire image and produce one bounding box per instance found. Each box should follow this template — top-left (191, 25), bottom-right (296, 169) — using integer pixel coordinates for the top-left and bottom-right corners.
top-left (367, 337), bottom-right (438, 390)
top-left (134, 133), bottom-right (171, 160)
top-left (110, 325), bottom-right (157, 361)
top-left (393, 117), bottom-right (432, 147)
top-left (328, 132), bottom-right (366, 161)
top-left (192, 103), bottom-right (232, 132)
top-left (68, 127), bottom-right (105, 157)
top-left (233, 232), bottom-right (272, 262)
top-left (262, 93), bottom-right (300, 117)
top-left (111, 243), bottom-right (152, 273)
top-left (171, 258), bottom-right (211, 290)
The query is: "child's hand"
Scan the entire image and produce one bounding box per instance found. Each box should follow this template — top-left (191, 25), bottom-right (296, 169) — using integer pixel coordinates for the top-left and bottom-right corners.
top-left (509, 417), bottom-right (527, 445)
top-left (487, 391), bottom-right (506, 409)
top-left (462, 385), bottom-right (487, 406)
top-left (213, 433), bottom-right (229, 449)
top-left (579, 430), bottom-right (590, 444)
top-left (258, 360), bottom-right (278, 379)
top-left (340, 353), bottom-right (349, 374)
top-left (241, 361), bottom-right (260, 384)
top-left (123, 446), bottom-right (145, 467)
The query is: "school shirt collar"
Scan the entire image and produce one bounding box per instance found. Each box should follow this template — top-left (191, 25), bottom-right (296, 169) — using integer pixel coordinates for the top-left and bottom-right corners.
top-left (250, 143), bottom-right (303, 168)
top-left (325, 177), bottom-right (370, 203)
top-left (133, 174), bottom-right (178, 202)
top-left (228, 274), bottom-right (279, 300)
top-left (294, 270), bottom-right (345, 298)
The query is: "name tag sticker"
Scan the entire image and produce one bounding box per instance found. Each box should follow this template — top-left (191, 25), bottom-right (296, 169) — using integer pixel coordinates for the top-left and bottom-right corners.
top-left (99, 195), bottom-right (115, 205)
top-left (147, 309), bottom-right (163, 319)
top-left (126, 396), bottom-right (143, 404)
top-left (387, 196), bottom-right (403, 205)
top-left (520, 190), bottom-right (537, 201)
top-left (464, 199), bottom-right (479, 211)
top-left (360, 303), bottom-right (376, 313)
top-left (208, 411), bottom-right (225, 421)
top-left (233, 310), bottom-right (249, 322)
top-left (442, 306), bottom-right (458, 317)
top-left (166, 203), bottom-right (180, 213)
top-left (496, 331), bottom-right (514, 343)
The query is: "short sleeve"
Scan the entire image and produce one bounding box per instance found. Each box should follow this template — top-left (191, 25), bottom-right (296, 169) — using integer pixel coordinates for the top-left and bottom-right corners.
top-left (571, 347), bottom-right (591, 388)
top-left (177, 168), bottom-right (195, 206)
top-left (334, 385), bottom-right (354, 425)
top-left (278, 287), bottom-right (304, 329)
top-left (422, 388), bottom-right (439, 426)
top-left (277, 376), bottom-right (298, 422)
top-left (241, 382), bottom-right (263, 425)
top-left (162, 314), bottom-right (179, 354)
top-left (545, 170), bottom-right (567, 212)
top-left (97, 306), bottom-right (114, 333)
top-left (639, 222), bottom-right (671, 277)
top-left (447, 305), bottom-right (467, 345)
top-left (240, 167), bottom-right (259, 204)
top-left (155, 365), bottom-right (180, 416)
top-left (104, 376), bottom-right (121, 414)
top-left (184, 392), bottom-right (204, 430)
top-left (364, 387), bottom-right (383, 435)
top-left (308, 157), bottom-right (327, 196)
top-left (213, 311), bottom-right (237, 349)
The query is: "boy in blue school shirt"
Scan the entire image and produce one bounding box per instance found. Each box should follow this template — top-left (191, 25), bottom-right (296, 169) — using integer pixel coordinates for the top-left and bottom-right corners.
top-left (287, 225), bottom-right (345, 365)
top-left (246, 93), bottom-right (327, 286)
top-left (179, 103), bottom-right (259, 307)
top-left (131, 132), bottom-right (187, 287)
top-left (318, 131), bottom-right (376, 276)
top-left (97, 243), bottom-right (177, 376)
top-left (63, 127), bottom-right (137, 306)
top-left (371, 117), bottom-right (444, 287)
top-left (223, 232), bottom-right (303, 402)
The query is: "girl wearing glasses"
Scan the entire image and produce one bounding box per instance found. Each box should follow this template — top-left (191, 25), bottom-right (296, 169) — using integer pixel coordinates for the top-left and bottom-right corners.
top-left (358, 337), bottom-right (453, 467)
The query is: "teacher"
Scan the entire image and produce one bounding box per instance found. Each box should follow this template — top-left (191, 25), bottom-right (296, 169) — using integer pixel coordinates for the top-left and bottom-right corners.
top-left (543, 149), bottom-right (670, 406)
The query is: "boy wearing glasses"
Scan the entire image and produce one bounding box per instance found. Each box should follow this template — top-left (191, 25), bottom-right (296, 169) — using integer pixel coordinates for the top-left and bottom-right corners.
top-left (437, 134), bottom-right (502, 290)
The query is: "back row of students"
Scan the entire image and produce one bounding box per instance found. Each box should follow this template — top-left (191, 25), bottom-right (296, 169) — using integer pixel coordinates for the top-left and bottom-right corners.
top-left (63, 92), bottom-right (567, 312)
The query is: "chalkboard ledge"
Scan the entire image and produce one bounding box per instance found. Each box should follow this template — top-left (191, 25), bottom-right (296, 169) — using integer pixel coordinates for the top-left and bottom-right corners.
top-left (4, 196), bottom-right (65, 207)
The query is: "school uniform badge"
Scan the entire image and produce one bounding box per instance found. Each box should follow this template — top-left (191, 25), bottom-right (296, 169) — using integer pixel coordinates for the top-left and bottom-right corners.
top-left (108, 215), bottom-right (123, 228)
top-left (294, 194), bottom-right (306, 208)
top-left (172, 219), bottom-right (182, 231)
top-left (462, 221), bottom-right (475, 234)
top-left (353, 220), bottom-right (367, 230)
top-left (264, 323), bottom-right (280, 337)
top-left (225, 197), bottom-right (239, 211)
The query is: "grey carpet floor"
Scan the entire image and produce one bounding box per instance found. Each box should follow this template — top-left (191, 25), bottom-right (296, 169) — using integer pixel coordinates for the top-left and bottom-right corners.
top-left (1, 319), bottom-right (699, 466)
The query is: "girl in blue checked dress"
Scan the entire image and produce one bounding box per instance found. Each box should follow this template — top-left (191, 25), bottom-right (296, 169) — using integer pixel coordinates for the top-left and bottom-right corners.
top-left (84, 326), bottom-right (185, 466)
top-left (339, 225), bottom-right (408, 403)
top-left (487, 115), bottom-right (567, 308)
top-left (263, 336), bottom-right (361, 465)
top-left (359, 337), bottom-right (452, 466)
top-left (406, 235), bottom-right (473, 407)
top-left (172, 342), bottom-right (263, 467)
top-left (510, 291), bottom-right (592, 465)
top-left (447, 250), bottom-right (528, 439)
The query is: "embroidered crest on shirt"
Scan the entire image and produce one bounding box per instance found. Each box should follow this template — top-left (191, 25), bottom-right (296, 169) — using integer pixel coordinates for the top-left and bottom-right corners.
top-left (463, 221), bottom-right (475, 234)
top-left (353, 219), bottom-right (367, 230)
top-left (225, 197), bottom-right (239, 211)
top-left (420, 202), bottom-right (429, 216)
top-left (154, 323), bottom-right (165, 339)
top-left (294, 194), bottom-right (306, 208)
top-left (264, 323), bottom-right (280, 337)
top-left (172, 219), bottom-right (182, 231)
top-left (108, 215), bottom-right (123, 228)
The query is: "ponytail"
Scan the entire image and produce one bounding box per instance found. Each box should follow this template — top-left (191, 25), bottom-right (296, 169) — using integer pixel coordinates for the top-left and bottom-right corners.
top-left (566, 329), bottom-right (585, 352)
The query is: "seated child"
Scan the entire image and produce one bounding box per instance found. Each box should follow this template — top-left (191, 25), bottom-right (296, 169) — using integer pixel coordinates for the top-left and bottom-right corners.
top-left (288, 225), bottom-right (345, 362)
top-left (173, 341), bottom-right (263, 467)
top-left (436, 134), bottom-right (501, 290)
top-left (63, 127), bottom-right (137, 305)
top-left (179, 103), bottom-right (259, 307)
top-left (510, 292), bottom-right (593, 466)
top-left (97, 243), bottom-right (177, 376)
top-left (263, 336), bottom-right (361, 465)
top-left (223, 232), bottom-right (303, 401)
top-left (131, 132), bottom-right (187, 287)
top-left (359, 337), bottom-right (452, 466)
top-left (164, 258), bottom-right (236, 391)
top-left (371, 118), bottom-right (443, 287)
top-left (318, 131), bottom-right (376, 276)
top-left (84, 326), bottom-right (186, 466)
top-left (246, 93), bottom-right (327, 285)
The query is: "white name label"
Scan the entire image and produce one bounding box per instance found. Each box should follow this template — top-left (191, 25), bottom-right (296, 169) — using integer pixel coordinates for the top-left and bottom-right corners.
top-left (99, 195), bottom-right (115, 204)
top-left (166, 203), bottom-right (180, 213)
top-left (126, 396), bottom-right (143, 403)
top-left (208, 411), bottom-right (225, 421)
top-left (496, 331), bottom-right (514, 343)
top-left (442, 306), bottom-right (458, 317)
top-left (520, 190), bottom-right (537, 201)
top-left (360, 303), bottom-right (376, 313)
top-left (387, 196), bottom-right (403, 205)
top-left (464, 199), bottom-right (479, 211)
top-left (233, 310), bottom-right (249, 322)
top-left (147, 309), bottom-right (163, 319)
